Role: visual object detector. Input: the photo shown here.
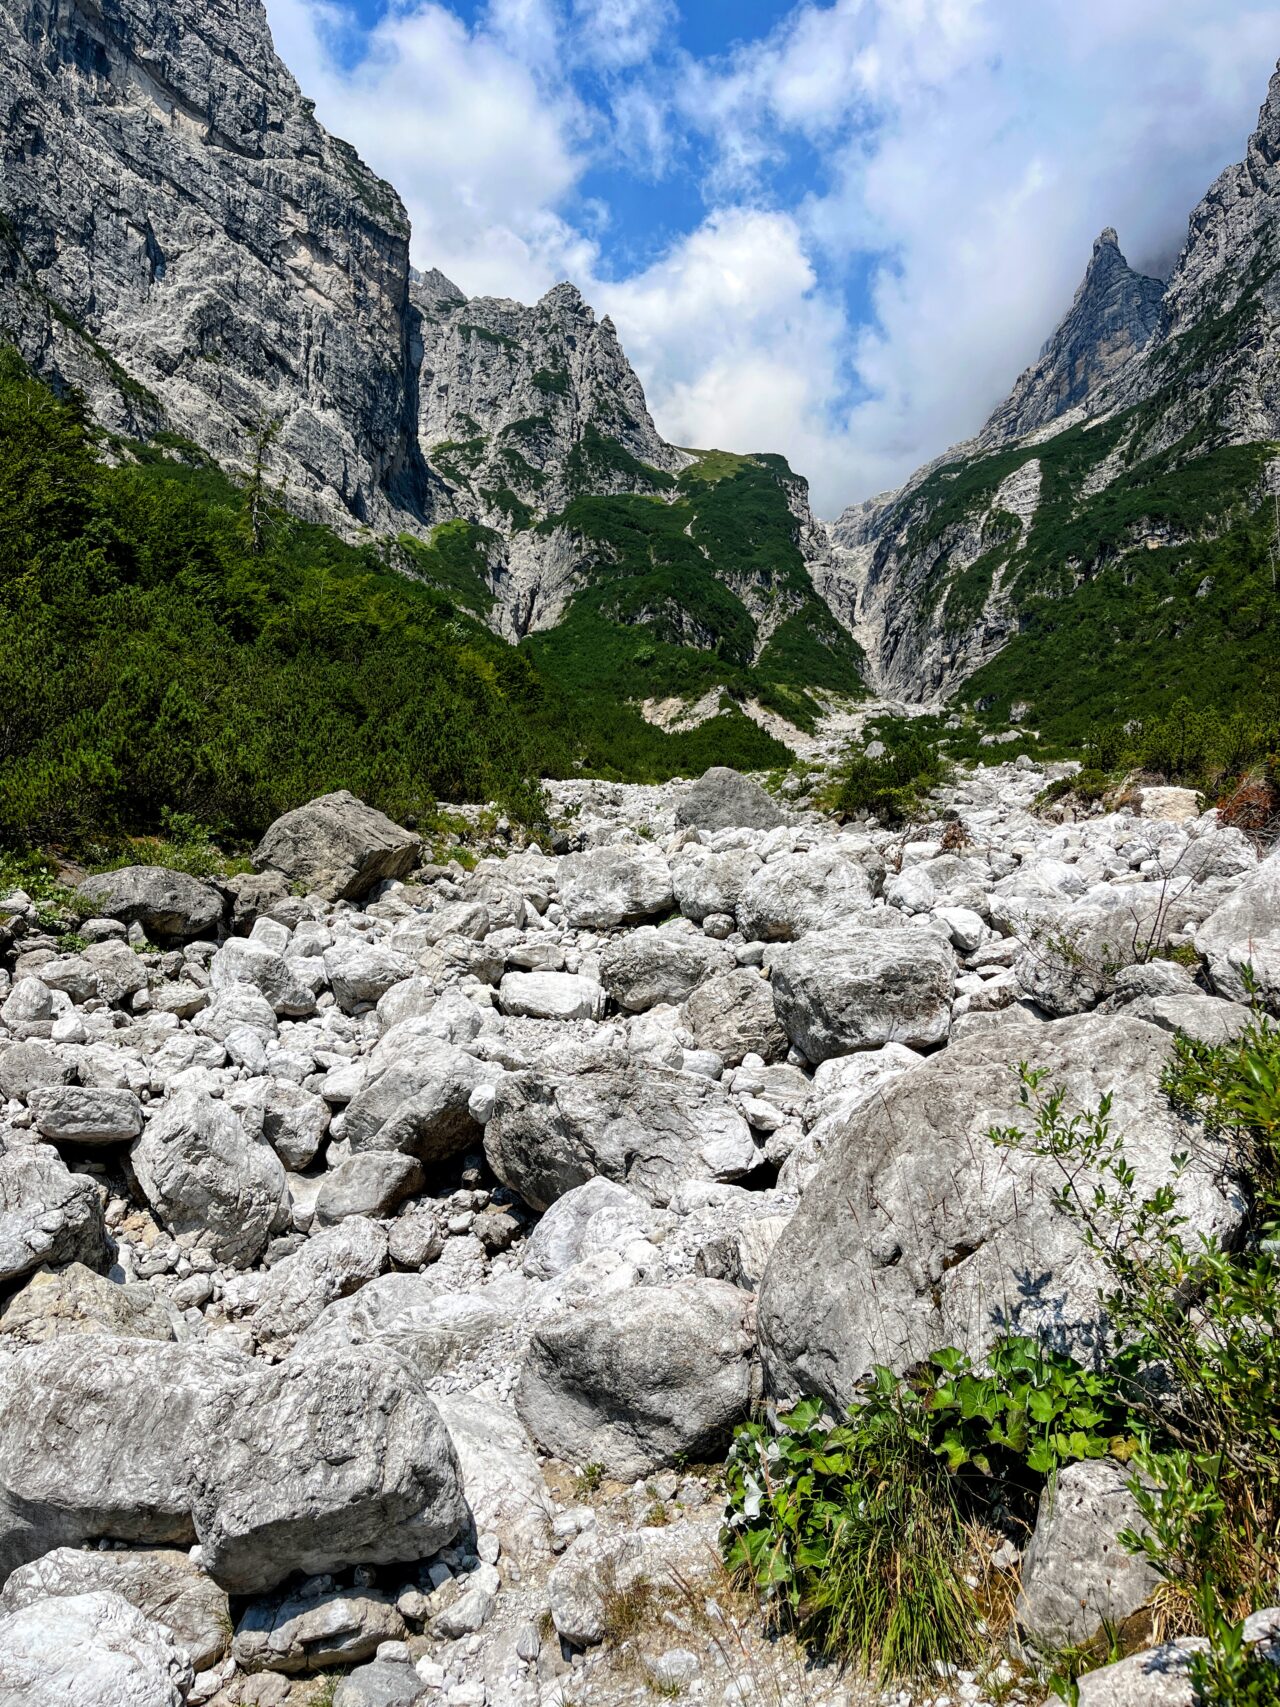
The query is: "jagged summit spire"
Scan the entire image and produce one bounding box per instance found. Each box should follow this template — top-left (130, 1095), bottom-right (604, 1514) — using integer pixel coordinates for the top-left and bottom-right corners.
top-left (980, 226), bottom-right (1165, 446)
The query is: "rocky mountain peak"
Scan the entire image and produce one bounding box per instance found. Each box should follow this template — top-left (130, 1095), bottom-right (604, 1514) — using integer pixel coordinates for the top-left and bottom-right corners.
top-left (979, 225), bottom-right (1165, 446)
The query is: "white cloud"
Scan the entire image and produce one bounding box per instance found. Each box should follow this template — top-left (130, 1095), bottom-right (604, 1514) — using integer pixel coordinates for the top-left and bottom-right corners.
top-left (267, 0), bottom-right (597, 297)
top-left (265, 0), bottom-right (1280, 514)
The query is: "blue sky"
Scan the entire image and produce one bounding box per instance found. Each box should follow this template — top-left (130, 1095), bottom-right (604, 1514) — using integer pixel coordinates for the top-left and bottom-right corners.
top-left (266, 0), bottom-right (1280, 513)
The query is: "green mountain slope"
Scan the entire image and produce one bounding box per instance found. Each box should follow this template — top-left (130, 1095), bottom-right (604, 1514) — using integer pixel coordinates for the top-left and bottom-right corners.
top-left (0, 351), bottom-right (794, 851)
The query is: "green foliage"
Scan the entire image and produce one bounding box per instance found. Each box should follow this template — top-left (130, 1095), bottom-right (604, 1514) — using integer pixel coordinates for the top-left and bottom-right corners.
top-left (824, 717), bottom-right (947, 824)
top-left (0, 849), bottom-right (83, 931)
top-left (458, 322), bottom-right (520, 350)
top-left (565, 423), bottom-right (676, 493)
top-left (1189, 1587), bottom-right (1280, 1706)
top-left (991, 1027), bottom-right (1280, 1635)
top-left (532, 366), bottom-right (570, 396)
top-left (397, 520), bottom-right (498, 614)
top-left (0, 348), bottom-right (563, 845)
top-left (722, 1390), bottom-right (982, 1681)
top-left (1079, 698), bottom-right (1279, 797)
top-left (921, 1338), bottom-right (1139, 1481)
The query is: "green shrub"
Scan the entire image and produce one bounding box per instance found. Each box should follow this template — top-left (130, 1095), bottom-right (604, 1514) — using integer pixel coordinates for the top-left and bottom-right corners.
top-left (824, 718), bottom-right (947, 824)
top-left (722, 1388), bottom-right (982, 1681)
top-left (991, 1014), bottom-right (1280, 1636)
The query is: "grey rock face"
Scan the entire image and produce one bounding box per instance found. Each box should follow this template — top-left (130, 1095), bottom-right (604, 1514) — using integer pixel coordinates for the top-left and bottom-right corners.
top-left (0, 1545), bottom-right (231, 1670)
top-left (0, 1262), bottom-right (176, 1345)
top-left (0, 1146), bottom-right (107, 1285)
top-left (1072, 1609), bottom-right (1280, 1707)
top-left (1016, 1459), bottom-right (1160, 1649)
top-left (557, 846), bottom-right (675, 930)
top-left (0, 1589), bottom-right (194, 1707)
top-left (0, 0), bottom-right (424, 532)
top-left (757, 1015), bottom-right (1240, 1408)
top-left (131, 1088), bottom-right (290, 1267)
top-left (75, 866), bottom-right (225, 943)
top-left (486, 1063), bottom-right (759, 1209)
top-left (682, 967), bottom-right (788, 1066)
top-left (982, 230), bottom-right (1165, 446)
top-left (0, 1335), bottom-right (243, 1577)
top-left (737, 846), bottom-right (883, 941)
top-left (192, 1343), bottom-right (466, 1593)
top-left (768, 926), bottom-right (955, 1061)
top-left (675, 768), bottom-right (788, 833)
top-left (27, 1083), bottom-right (144, 1144)
top-left (253, 792), bottom-right (421, 901)
top-left (599, 926), bottom-right (727, 1013)
top-left (517, 1280), bottom-right (755, 1478)
top-left (233, 1580), bottom-right (406, 1673)
top-left (1195, 843), bottom-right (1280, 1005)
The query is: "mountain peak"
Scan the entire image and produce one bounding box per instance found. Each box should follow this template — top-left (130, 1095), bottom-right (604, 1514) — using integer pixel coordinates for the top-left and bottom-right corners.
top-left (980, 227), bottom-right (1164, 445)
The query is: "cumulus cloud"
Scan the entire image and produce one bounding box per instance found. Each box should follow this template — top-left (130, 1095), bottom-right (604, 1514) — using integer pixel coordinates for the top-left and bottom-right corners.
top-left (265, 0), bottom-right (1280, 513)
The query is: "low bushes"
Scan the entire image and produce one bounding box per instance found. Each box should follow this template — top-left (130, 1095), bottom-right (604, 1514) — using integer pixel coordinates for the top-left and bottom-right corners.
top-left (725, 999), bottom-right (1280, 1697)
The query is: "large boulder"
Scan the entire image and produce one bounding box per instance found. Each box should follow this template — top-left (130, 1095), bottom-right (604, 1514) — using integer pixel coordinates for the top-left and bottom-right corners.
top-left (737, 846), bottom-right (884, 940)
top-left (290, 1275), bottom-right (503, 1380)
top-left (682, 967), bottom-right (788, 1066)
top-left (26, 1083), bottom-right (144, 1146)
top-left (130, 1089), bottom-right (290, 1268)
top-left (497, 971), bottom-right (606, 1022)
top-left (0, 1336), bottom-right (243, 1578)
top-left (342, 1041), bottom-right (484, 1161)
top-left (0, 1263), bottom-right (177, 1345)
top-left (0, 1590), bottom-right (194, 1707)
top-left (1016, 892), bottom-right (1212, 1015)
top-left (250, 1217), bottom-right (389, 1352)
top-left (0, 1546), bottom-right (231, 1670)
top-left (768, 925), bottom-right (955, 1061)
top-left (192, 1343), bottom-right (465, 1594)
top-left (675, 767), bottom-right (787, 832)
top-left (486, 1064), bottom-right (760, 1209)
top-left (557, 846), bottom-right (674, 930)
top-left (75, 865), bottom-right (225, 943)
top-left (313, 1153), bottom-right (425, 1226)
top-left (253, 791), bottom-right (420, 901)
top-left (521, 1178), bottom-right (668, 1280)
top-left (0, 1147), bottom-right (107, 1286)
top-left (434, 1393), bottom-right (552, 1567)
top-left (672, 847), bottom-right (761, 924)
top-left (599, 926), bottom-right (727, 1013)
top-left (1017, 1460), bottom-right (1160, 1650)
top-left (757, 1015), bottom-right (1241, 1409)
top-left (209, 938), bottom-right (316, 1016)
top-left (517, 1279), bottom-right (756, 1478)
top-left (1195, 843), bottom-right (1280, 1006)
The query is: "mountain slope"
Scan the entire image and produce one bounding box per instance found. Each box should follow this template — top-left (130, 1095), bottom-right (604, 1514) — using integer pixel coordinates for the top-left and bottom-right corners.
top-left (0, 0), bottom-right (863, 746)
top-left (828, 60), bottom-right (1280, 735)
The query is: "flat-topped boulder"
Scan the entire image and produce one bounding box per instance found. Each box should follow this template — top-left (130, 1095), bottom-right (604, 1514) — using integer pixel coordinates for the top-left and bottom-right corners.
top-left (253, 790), bottom-right (420, 901)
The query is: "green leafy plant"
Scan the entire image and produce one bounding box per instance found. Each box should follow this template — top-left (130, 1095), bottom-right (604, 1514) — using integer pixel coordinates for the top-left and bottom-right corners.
top-left (722, 1386), bottom-right (982, 1681)
top-left (990, 1025), bottom-right (1280, 1638)
top-left (1188, 1583), bottom-right (1280, 1705)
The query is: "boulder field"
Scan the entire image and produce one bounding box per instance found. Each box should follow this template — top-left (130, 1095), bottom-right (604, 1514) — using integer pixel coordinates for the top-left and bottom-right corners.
top-left (0, 769), bottom-right (1275, 1707)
